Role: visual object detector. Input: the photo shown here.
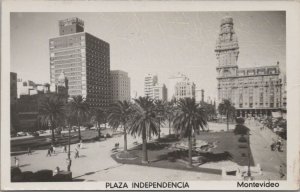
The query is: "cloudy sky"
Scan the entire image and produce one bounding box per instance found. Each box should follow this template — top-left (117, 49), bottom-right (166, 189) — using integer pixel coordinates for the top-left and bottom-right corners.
top-left (11, 11), bottom-right (285, 100)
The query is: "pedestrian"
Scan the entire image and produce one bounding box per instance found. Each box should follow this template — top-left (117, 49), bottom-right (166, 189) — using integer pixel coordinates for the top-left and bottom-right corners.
top-left (14, 157), bottom-right (19, 167)
top-left (74, 148), bottom-right (79, 159)
top-left (53, 166), bottom-right (60, 176)
top-left (53, 146), bottom-right (56, 154)
top-left (279, 165), bottom-right (285, 178)
top-left (46, 148), bottom-right (51, 157)
top-left (27, 147), bottom-right (32, 155)
top-left (63, 145), bottom-right (67, 153)
top-left (50, 145), bottom-right (53, 154)
top-left (80, 140), bottom-right (83, 149)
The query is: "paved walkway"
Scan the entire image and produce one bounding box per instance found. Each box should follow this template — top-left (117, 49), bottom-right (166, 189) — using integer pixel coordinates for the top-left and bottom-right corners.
top-left (11, 127), bottom-right (221, 181)
top-left (246, 120), bottom-right (286, 180)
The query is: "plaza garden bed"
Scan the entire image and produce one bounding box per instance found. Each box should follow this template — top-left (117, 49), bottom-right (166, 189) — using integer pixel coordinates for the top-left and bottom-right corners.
top-left (111, 132), bottom-right (254, 175)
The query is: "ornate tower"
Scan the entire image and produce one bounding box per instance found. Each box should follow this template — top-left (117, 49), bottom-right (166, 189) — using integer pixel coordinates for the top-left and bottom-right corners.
top-left (215, 17), bottom-right (239, 78)
top-left (215, 17), bottom-right (239, 102)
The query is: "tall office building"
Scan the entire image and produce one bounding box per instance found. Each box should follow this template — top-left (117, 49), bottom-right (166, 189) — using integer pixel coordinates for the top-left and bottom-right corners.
top-left (10, 72), bottom-right (18, 105)
top-left (168, 73), bottom-right (188, 101)
top-left (111, 70), bottom-right (131, 102)
top-left (215, 17), bottom-right (286, 117)
top-left (49, 17), bottom-right (111, 108)
top-left (174, 78), bottom-right (195, 100)
top-left (144, 74), bottom-right (158, 98)
top-left (153, 84), bottom-right (168, 101)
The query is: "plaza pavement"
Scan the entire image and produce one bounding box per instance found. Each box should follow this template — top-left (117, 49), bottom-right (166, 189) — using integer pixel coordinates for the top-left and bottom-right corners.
top-left (11, 121), bottom-right (285, 181)
top-left (11, 126), bottom-right (222, 181)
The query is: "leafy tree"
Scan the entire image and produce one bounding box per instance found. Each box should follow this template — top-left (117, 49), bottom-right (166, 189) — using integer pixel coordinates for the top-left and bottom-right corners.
top-left (107, 100), bottom-right (132, 151)
top-left (218, 99), bottom-right (235, 131)
top-left (165, 100), bottom-right (176, 135)
top-left (173, 97), bottom-right (207, 167)
top-left (200, 101), bottom-right (216, 121)
top-left (38, 95), bottom-right (65, 145)
top-left (128, 97), bottom-right (159, 163)
top-left (90, 108), bottom-right (106, 138)
top-left (69, 95), bottom-right (90, 140)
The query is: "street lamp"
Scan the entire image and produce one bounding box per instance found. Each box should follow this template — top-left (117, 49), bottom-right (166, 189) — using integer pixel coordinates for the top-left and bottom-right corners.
top-left (67, 124), bottom-right (72, 172)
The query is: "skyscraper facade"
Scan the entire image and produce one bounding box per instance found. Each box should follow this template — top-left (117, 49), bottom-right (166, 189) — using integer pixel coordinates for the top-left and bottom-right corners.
top-left (153, 84), bottom-right (168, 101)
top-left (111, 70), bottom-right (131, 102)
top-left (174, 78), bottom-right (195, 100)
top-left (49, 17), bottom-right (111, 108)
top-left (215, 17), bottom-right (286, 117)
top-left (144, 74), bottom-right (158, 98)
top-left (168, 73), bottom-right (188, 101)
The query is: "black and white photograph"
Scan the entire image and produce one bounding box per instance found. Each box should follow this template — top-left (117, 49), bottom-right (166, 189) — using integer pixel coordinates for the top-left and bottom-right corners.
top-left (1, 0), bottom-right (300, 191)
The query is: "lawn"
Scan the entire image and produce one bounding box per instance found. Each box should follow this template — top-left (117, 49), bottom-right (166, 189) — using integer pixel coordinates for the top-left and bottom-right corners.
top-left (111, 131), bottom-right (254, 175)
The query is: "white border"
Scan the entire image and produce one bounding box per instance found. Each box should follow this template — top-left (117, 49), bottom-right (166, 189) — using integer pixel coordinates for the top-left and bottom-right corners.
top-left (2, 0), bottom-right (300, 190)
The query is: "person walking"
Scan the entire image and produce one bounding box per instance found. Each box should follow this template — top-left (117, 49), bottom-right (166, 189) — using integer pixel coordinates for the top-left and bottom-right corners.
top-left (52, 146), bottom-right (56, 154)
top-left (46, 148), bottom-right (51, 157)
top-left (14, 157), bottom-right (19, 167)
top-left (63, 145), bottom-right (67, 153)
top-left (50, 145), bottom-right (54, 154)
top-left (27, 147), bottom-right (32, 155)
top-left (74, 147), bottom-right (79, 159)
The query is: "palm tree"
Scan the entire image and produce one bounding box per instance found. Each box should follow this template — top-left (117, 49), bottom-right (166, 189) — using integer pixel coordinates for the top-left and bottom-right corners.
top-left (173, 97), bottom-right (207, 167)
top-left (128, 97), bottom-right (159, 164)
top-left (69, 95), bottom-right (90, 140)
top-left (38, 94), bottom-right (65, 145)
top-left (154, 100), bottom-right (166, 139)
top-left (107, 100), bottom-right (132, 152)
top-left (218, 99), bottom-right (235, 131)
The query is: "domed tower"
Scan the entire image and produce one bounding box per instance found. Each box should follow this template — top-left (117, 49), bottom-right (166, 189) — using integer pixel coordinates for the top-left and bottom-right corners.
top-left (215, 17), bottom-right (239, 78)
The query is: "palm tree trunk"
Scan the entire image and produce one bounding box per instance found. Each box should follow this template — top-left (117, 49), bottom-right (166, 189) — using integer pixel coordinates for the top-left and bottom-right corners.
top-left (97, 122), bottom-right (101, 138)
top-left (51, 124), bottom-right (55, 145)
top-left (78, 120), bottom-right (81, 141)
top-left (168, 118), bottom-right (171, 135)
top-left (188, 134), bottom-right (193, 167)
top-left (227, 112), bottom-right (229, 132)
top-left (158, 119), bottom-right (161, 140)
top-left (124, 126), bottom-right (127, 152)
top-left (142, 127), bottom-right (148, 164)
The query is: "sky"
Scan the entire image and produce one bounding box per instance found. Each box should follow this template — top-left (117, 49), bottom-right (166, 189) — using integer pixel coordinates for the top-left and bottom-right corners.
top-left (11, 11), bottom-right (286, 100)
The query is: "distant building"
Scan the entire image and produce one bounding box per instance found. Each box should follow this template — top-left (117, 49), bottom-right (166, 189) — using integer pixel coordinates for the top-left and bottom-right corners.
top-left (195, 89), bottom-right (205, 103)
top-left (111, 70), bottom-right (131, 102)
top-left (17, 79), bottom-right (36, 98)
top-left (16, 76), bottom-right (68, 132)
top-left (153, 84), bottom-right (168, 101)
top-left (144, 74), bottom-right (158, 98)
top-left (50, 17), bottom-right (111, 109)
top-left (174, 78), bottom-right (195, 100)
top-left (215, 17), bottom-right (286, 117)
top-left (168, 73), bottom-right (188, 101)
top-left (10, 72), bottom-right (18, 105)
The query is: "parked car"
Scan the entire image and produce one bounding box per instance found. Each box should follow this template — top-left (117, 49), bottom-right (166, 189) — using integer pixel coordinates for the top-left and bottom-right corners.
top-left (16, 132), bottom-right (27, 137)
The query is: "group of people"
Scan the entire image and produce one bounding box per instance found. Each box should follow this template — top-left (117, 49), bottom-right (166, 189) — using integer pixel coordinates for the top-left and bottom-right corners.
top-left (271, 138), bottom-right (283, 152)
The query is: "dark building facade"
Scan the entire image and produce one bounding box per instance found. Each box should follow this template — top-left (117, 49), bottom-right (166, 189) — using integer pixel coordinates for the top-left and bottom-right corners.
top-left (50, 17), bottom-right (111, 108)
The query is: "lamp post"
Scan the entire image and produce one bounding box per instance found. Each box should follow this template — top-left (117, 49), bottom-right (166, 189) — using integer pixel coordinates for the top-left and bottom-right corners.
top-left (67, 124), bottom-right (72, 172)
